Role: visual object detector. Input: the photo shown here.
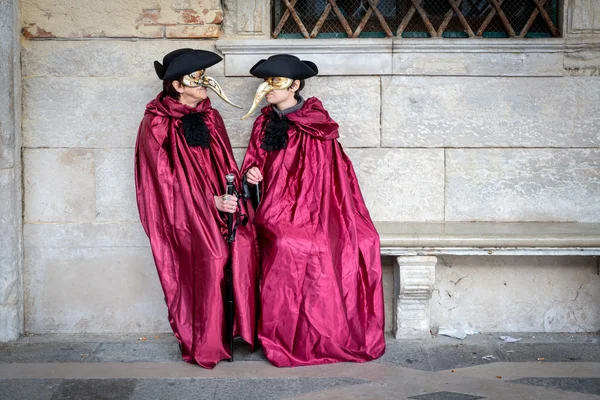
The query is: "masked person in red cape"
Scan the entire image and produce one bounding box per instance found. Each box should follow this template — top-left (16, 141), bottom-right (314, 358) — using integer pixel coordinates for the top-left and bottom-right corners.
top-left (240, 54), bottom-right (386, 367)
top-left (135, 48), bottom-right (259, 369)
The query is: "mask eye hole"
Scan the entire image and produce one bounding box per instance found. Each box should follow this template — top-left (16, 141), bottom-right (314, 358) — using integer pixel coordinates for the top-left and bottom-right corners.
top-left (269, 77), bottom-right (292, 89)
top-left (188, 70), bottom-right (205, 84)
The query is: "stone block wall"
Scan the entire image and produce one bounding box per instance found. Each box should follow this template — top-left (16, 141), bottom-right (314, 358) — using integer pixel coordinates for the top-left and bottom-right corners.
top-left (431, 256), bottom-right (600, 333)
top-left (6, 0), bottom-right (600, 336)
top-left (20, 40), bottom-right (220, 333)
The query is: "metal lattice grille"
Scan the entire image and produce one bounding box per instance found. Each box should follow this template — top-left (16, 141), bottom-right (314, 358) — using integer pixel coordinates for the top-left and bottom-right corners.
top-left (273, 0), bottom-right (560, 38)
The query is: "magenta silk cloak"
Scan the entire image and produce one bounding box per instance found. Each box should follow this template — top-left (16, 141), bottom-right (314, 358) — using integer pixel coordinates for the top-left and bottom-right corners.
top-left (241, 97), bottom-right (386, 367)
top-left (135, 93), bottom-right (259, 369)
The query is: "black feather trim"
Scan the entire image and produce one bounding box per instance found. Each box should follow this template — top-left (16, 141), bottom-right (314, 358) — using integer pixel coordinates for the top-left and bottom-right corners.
top-left (181, 112), bottom-right (211, 148)
top-left (261, 112), bottom-right (289, 151)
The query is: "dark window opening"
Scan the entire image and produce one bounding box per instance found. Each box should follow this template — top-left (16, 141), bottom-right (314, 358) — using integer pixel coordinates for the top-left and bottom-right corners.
top-left (273, 0), bottom-right (560, 39)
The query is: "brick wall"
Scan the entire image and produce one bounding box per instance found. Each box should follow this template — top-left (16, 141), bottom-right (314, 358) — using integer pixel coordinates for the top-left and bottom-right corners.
top-left (21, 0), bottom-right (223, 38)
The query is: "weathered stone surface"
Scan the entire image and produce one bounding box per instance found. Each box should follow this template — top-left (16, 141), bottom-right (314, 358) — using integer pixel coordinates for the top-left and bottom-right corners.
top-left (23, 77), bottom-right (158, 148)
top-left (393, 47), bottom-right (564, 77)
top-left (209, 77), bottom-right (259, 148)
top-left (0, 169), bottom-right (19, 305)
top-left (446, 149), bottom-right (600, 222)
top-left (95, 149), bottom-right (138, 222)
top-left (21, 0), bottom-right (222, 38)
top-left (24, 246), bottom-right (169, 333)
top-left (382, 258), bottom-right (393, 333)
top-left (165, 25), bottom-right (221, 39)
top-left (218, 76), bottom-right (381, 148)
top-left (0, 0), bottom-right (23, 343)
top-left (222, 51), bottom-right (392, 77)
top-left (565, 41), bottom-right (600, 75)
top-left (345, 149), bottom-right (445, 222)
top-left (0, 305), bottom-right (20, 341)
top-left (232, 148), bottom-right (246, 169)
top-left (394, 256), bottom-right (437, 339)
top-left (381, 76), bottom-right (600, 148)
top-left (23, 77), bottom-right (380, 152)
top-left (6, 342), bottom-right (100, 363)
top-left (91, 342), bottom-right (180, 363)
top-left (23, 149), bottom-right (96, 222)
top-left (431, 256), bottom-right (600, 332)
top-left (568, 0), bottom-right (600, 33)
top-left (21, 40), bottom-right (224, 78)
top-left (216, 39), bottom-right (393, 76)
top-left (0, 379), bottom-right (59, 399)
top-left (23, 76), bottom-right (248, 148)
top-left (222, 0), bottom-right (270, 38)
top-left (0, 0), bottom-right (19, 169)
top-left (376, 221), bottom-right (600, 248)
top-left (24, 223), bottom-right (149, 249)
top-left (305, 77), bottom-right (381, 147)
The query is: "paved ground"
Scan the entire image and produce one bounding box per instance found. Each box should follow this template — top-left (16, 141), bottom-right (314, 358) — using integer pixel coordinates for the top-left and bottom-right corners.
top-left (1, 332), bottom-right (599, 399)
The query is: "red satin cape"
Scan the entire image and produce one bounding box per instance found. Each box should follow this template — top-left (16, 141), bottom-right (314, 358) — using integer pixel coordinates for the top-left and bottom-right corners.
top-left (135, 93), bottom-right (259, 369)
top-left (242, 97), bottom-right (386, 367)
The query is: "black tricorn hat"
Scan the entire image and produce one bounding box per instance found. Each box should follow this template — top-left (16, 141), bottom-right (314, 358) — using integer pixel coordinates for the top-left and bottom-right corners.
top-left (249, 54), bottom-right (318, 80)
top-left (154, 49), bottom-right (222, 80)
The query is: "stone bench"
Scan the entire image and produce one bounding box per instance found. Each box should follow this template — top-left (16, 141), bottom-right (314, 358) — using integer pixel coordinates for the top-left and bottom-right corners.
top-left (374, 222), bottom-right (600, 339)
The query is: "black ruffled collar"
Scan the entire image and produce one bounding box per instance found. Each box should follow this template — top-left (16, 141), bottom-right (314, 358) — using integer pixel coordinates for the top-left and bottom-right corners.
top-left (261, 112), bottom-right (289, 151)
top-left (261, 97), bottom-right (304, 152)
top-left (180, 112), bottom-right (211, 148)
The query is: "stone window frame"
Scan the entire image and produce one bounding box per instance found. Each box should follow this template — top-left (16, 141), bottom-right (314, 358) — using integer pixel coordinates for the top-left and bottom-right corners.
top-left (218, 0), bottom-right (597, 78)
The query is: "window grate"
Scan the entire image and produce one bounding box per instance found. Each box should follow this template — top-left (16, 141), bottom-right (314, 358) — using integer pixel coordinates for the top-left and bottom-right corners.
top-left (272, 0), bottom-right (560, 39)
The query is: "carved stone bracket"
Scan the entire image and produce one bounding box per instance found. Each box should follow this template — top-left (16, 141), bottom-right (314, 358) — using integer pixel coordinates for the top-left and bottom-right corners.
top-left (393, 256), bottom-right (437, 339)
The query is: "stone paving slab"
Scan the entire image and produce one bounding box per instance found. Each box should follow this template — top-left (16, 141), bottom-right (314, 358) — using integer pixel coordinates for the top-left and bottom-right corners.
top-left (88, 342), bottom-right (181, 363)
top-left (500, 343), bottom-right (600, 363)
top-left (0, 377), bottom-right (370, 400)
top-left (1, 361), bottom-right (599, 400)
top-left (0, 342), bottom-right (100, 363)
top-left (375, 340), bottom-right (432, 371)
top-left (0, 379), bottom-right (60, 400)
top-left (509, 378), bottom-right (600, 396)
top-left (438, 362), bottom-right (600, 380)
top-left (1, 333), bottom-right (599, 400)
top-left (3, 333), bottom-right (598, 369)
top-left (422, 344), bottom-right (510, 372)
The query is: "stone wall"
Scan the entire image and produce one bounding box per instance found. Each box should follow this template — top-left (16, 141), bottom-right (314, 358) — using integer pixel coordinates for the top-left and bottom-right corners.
top-left (431, 256), bottom-right (600, 333)
top-left (0, 0), bottom-right (23, 341)
top-left (9, 0), bottom-right (600, 336)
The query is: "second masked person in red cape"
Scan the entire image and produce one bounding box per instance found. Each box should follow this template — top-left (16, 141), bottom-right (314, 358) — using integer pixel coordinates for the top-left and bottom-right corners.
top-left (240, 54), bottom-right (386, 367)
top-left (135, 49), bottom-right (259, 368)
